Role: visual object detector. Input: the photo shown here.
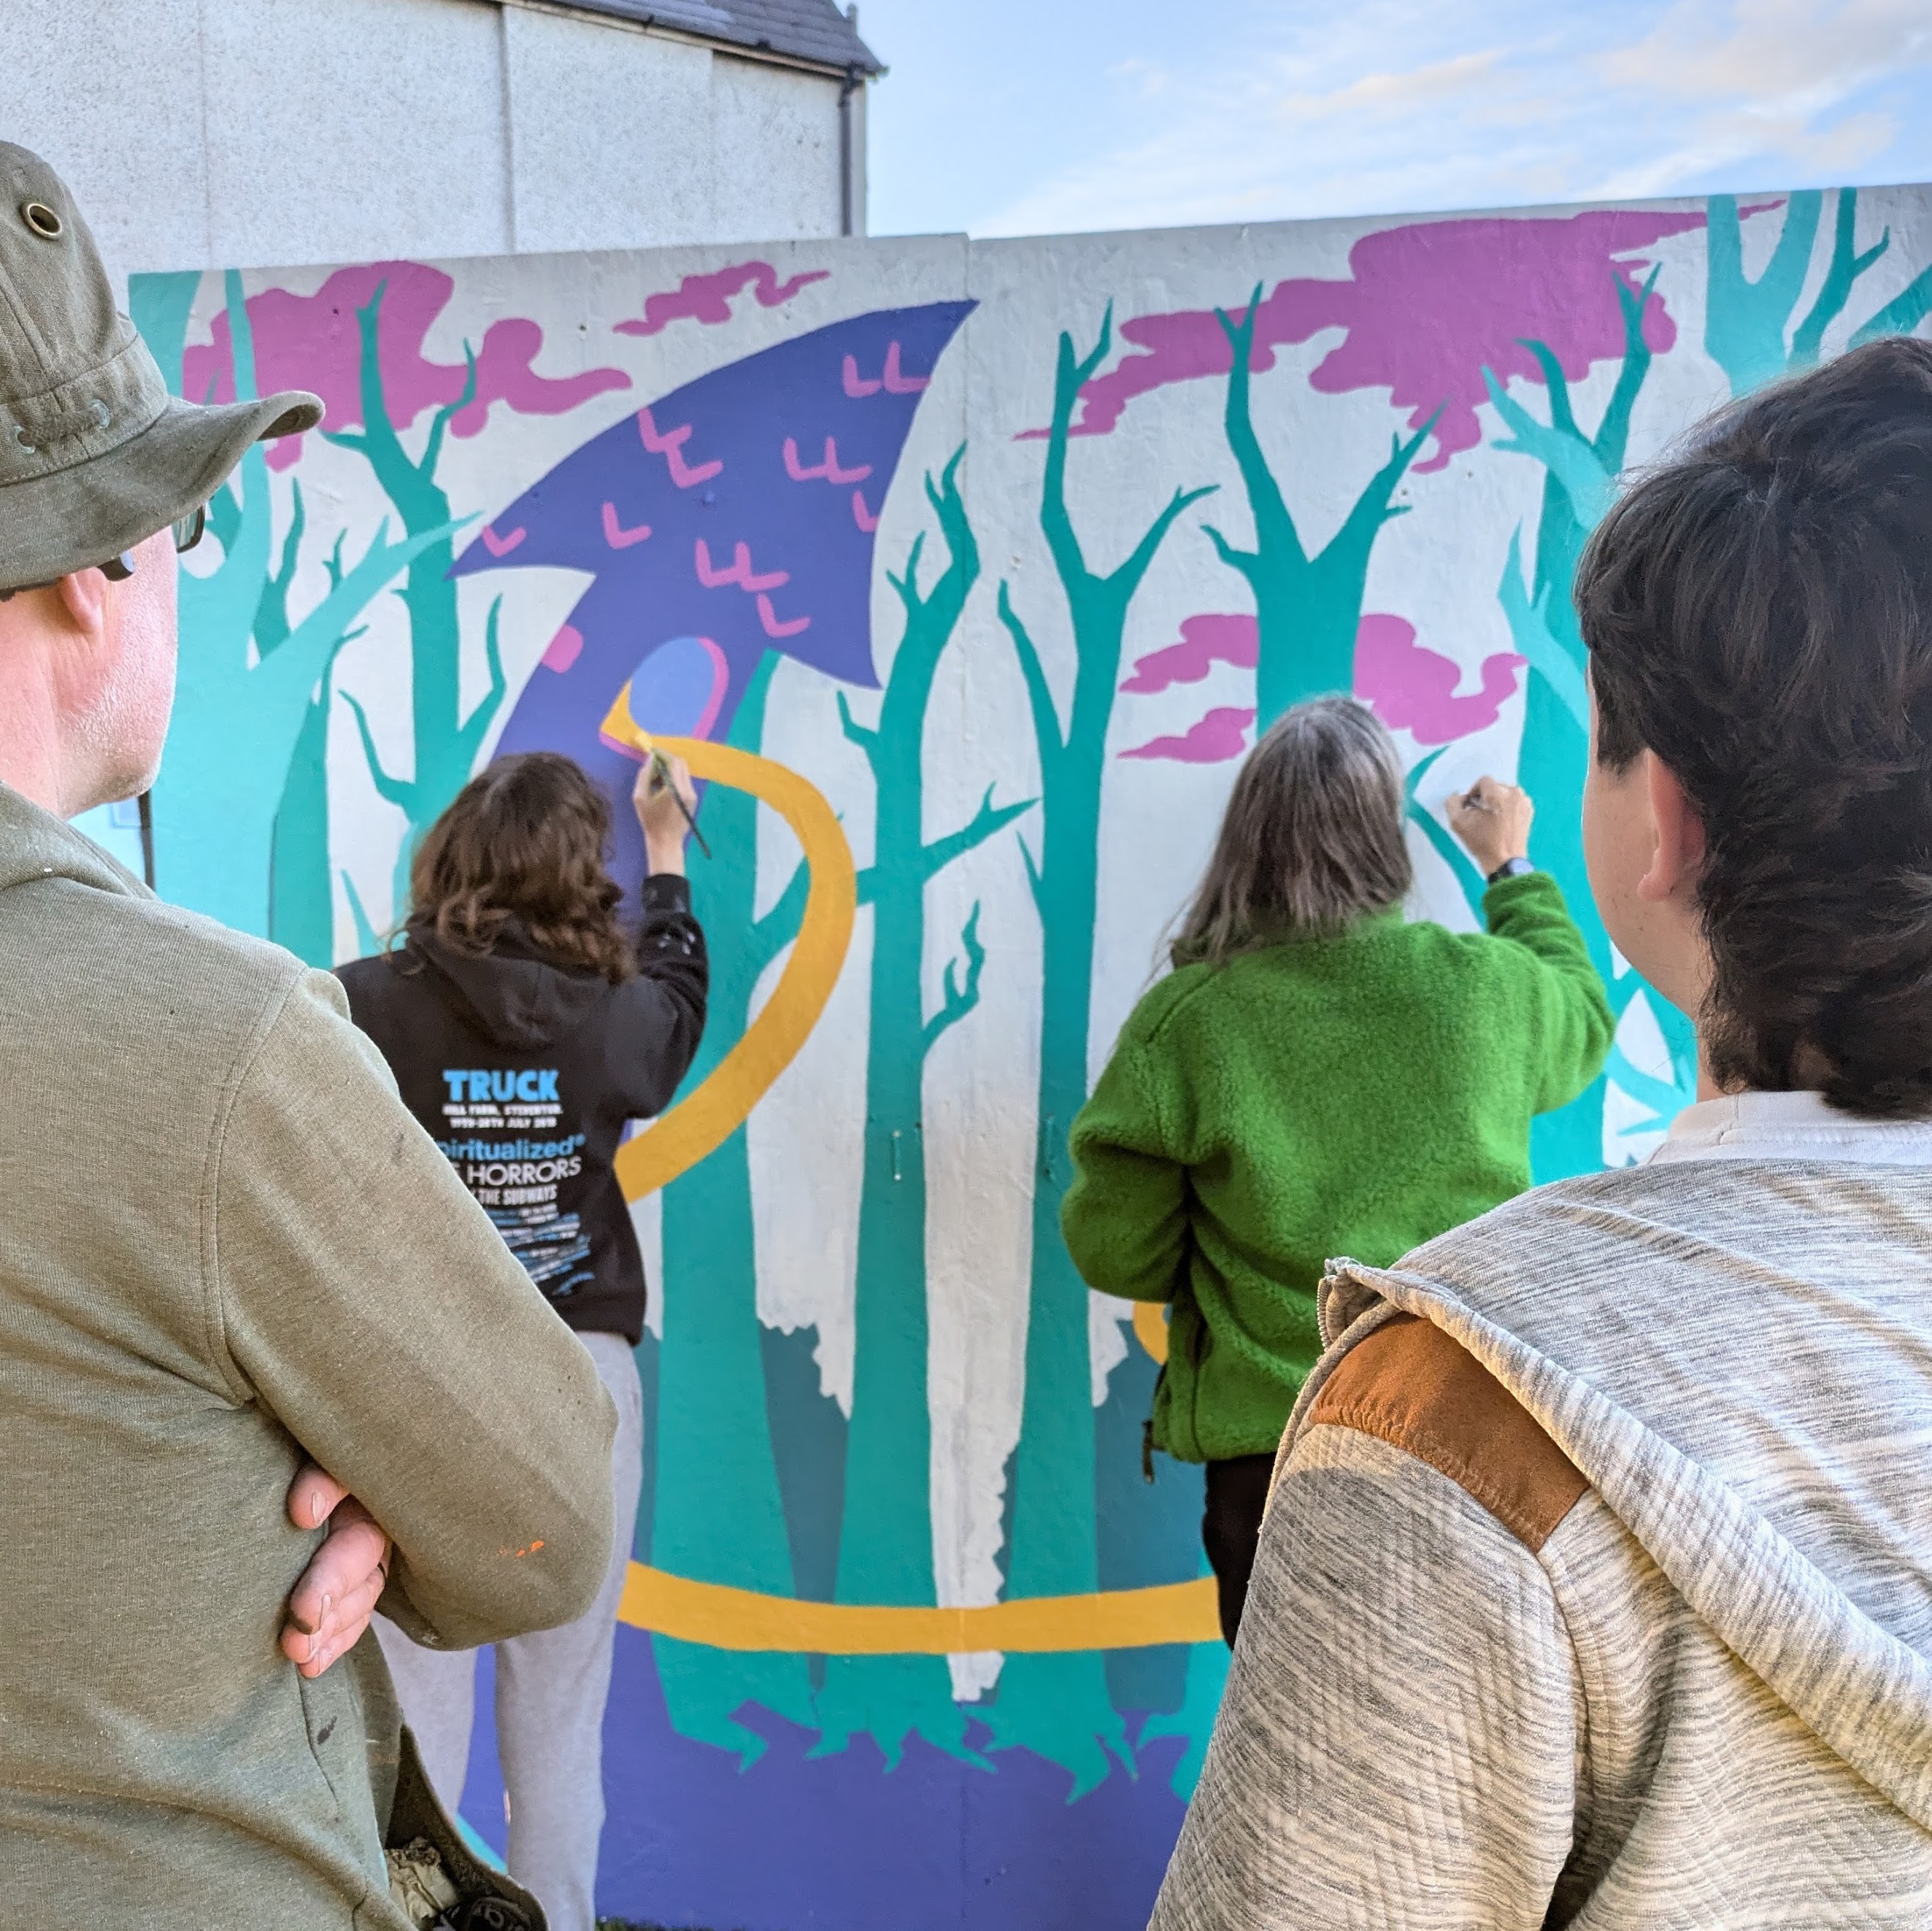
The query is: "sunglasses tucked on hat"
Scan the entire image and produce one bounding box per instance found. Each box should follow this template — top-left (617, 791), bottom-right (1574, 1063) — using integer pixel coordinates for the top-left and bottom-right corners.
top-left (0, 143), bottom-right (322, 596)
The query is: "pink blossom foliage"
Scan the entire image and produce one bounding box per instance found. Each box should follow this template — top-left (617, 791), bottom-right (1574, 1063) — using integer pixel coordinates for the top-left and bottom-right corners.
top-left (614, 261), bottom-right (831, 337)
top-left (1025, 209), bottom-right (1706, 471)
top-left (1120, 706), bottom-right (1257, 764)
top-left (1121, 613), bottom-right (1258, 695)
top-left (183, 261), bottom-right (632, 471)
top-left (1120, 611), bottom-right (1523, 760)
top-left (1354, 613), bottom-right (1523, 745)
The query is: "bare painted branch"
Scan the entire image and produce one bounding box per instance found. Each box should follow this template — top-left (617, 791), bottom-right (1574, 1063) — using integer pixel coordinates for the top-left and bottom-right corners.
top-left (420, 339), bottom-right (480, 481)
top-left (917, 784), bottom-right (1036, 883)
top-left (837, 687), bottom-right (882, 760)
top-left (453, 595), bottom-right (509, 769)
top-left (996, 579), bottom-right (1066, 768)
top-left (340, 689), bottom-right (415, 813)
top-left (1793, 189), bottom-right (1890, 369)
top-left (923, 903), bottom-right (988, 1053)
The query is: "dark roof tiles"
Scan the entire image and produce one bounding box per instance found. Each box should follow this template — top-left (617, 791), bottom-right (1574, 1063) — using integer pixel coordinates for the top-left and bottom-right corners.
top-left (550, 0), bottom-right (882, 74)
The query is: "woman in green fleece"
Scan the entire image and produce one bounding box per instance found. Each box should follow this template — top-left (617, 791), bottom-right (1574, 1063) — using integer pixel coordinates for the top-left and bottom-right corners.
top-left (1061, 695), bottom-right (1612, 1643)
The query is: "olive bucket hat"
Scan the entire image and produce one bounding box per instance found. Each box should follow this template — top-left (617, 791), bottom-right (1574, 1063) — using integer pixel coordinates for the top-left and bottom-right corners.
top-left (0, 142), bottom-right (322, 594)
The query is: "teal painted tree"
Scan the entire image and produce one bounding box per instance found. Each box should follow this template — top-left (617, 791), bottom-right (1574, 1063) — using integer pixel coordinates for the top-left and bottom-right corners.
top-left (990, 309), bottom-right (1214, 1796)
top-left (131, 269), bottom-right (448, 938)
top-left (1483, 187), bottom-right (1932, 1179)
top-left (1461, 188), bottom-right (1932, 1176)
top-left (815, 450), bottom-right (1032, 1769)
top-left (651, 652), bottom-right (825, 1760)
top-left (261, 506), bottom-right (350, 965)
top-left (326, 284), bottom-right (504, 915)
top-left (200, 482), bottom-right (361, 965)
top-left (1471, 268), bottom-right (1698, 1176)
top-left (1704, 189), bottom-right (1932, 397)
top-left (1206, 283), bottom-right (1439, 723)
top-left (151, 301), bottom-right (346, 967)
top-left (237, 480), bottom-right (316, 952)
top-left (1138, 1638), bottom-right (1231, 1800)
top-left (1093, 1329), bottom-right (1212, 1792)
top-left (173, 262), bottom-right (627, 955)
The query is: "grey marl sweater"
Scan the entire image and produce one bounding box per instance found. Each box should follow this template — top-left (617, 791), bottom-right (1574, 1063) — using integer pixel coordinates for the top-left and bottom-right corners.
top-left (1153, 1094), bottom-right (1932, 1927)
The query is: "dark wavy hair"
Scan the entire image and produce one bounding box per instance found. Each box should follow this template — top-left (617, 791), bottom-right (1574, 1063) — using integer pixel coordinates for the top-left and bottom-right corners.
top-left (404, 752), bottom-right (636, 984)
top-left (1172, 695), bottom-right (1411, 966)
top-left (1577, 335), bottom-right (1932, 1119)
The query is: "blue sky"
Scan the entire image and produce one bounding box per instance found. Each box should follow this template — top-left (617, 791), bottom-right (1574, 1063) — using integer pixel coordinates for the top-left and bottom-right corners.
top-left (855, 0), bottom-right (1932, 236)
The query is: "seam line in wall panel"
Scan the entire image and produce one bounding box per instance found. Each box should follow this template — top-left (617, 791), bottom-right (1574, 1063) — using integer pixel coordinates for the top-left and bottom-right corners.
top-left (839, 69), bottom-right (853, 236)
top-left (196, 0), bottom-right (215, 264)
top-left (499, 2), bottom-right (520, 252)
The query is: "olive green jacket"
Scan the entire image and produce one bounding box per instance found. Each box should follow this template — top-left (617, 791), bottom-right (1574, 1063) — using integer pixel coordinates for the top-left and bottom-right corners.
top-left (0, 785), bottom-right (617, 1928)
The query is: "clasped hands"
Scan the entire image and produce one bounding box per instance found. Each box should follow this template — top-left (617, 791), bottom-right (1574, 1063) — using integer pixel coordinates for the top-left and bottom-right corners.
top-left (282, 1462), bottom-right (391, 1679)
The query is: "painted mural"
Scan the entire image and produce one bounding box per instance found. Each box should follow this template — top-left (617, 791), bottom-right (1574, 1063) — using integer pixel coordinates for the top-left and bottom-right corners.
top-left (129, 185), bottom-right (1932, 1929)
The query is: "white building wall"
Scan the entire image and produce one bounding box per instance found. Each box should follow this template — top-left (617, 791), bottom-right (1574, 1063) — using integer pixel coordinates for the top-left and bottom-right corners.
top-left (501, 4), bottom-right (718, 253)
top-left (12, 0), bottom-right (218, 280)
top-left (204, 0), bottom-right (515, 266)
top-left (0, 0), bottom-right (856, 288)
top-left (709, 54), bottom-right (845, 243)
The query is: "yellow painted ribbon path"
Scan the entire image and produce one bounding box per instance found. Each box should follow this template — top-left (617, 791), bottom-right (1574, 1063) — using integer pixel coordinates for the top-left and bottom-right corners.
top-left (599, 693), bottom-right (1219, 1657)
top-left (608, 722), bottom-right (858, 1203)
top-left (1134, 1301), bottom-right (1169, 1363)
top-left (619, 1561), bottom-right (1220, 1654)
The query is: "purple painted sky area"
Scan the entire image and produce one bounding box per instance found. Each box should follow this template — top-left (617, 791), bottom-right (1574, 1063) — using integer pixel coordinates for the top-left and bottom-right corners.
top-left (463, 301), bottom-right (974, 730)
top-left (459, 1631), bottom-right (1188, 1931)
top-left (1030, 207), bottom-right (1709, 470)
top-left (182, 261), bottom-right (631, 470)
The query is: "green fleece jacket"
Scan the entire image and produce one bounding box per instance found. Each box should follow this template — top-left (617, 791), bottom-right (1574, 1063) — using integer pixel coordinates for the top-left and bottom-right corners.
top-left (1061, 872), bottom-right (1614, 1461)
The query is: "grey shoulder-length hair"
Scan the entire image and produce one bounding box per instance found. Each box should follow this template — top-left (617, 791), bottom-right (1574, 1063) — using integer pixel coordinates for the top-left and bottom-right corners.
top-left (1171, 695), bottom-right (1411, 966)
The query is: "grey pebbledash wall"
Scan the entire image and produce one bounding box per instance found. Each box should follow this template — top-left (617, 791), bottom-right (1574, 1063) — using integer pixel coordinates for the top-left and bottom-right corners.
top-left (0, 0), bottom-right (871, 288)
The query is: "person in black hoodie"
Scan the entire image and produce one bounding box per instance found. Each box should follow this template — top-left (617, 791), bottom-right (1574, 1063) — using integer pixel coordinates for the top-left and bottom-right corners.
top-left (338, 747), bottom-right (706, 1931)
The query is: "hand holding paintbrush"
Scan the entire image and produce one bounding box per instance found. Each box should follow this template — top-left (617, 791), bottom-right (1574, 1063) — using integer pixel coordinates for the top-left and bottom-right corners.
top-left (633, 748), bottom-right (709, 872)
top-left (1445, 774), bottom-right (1533, 876)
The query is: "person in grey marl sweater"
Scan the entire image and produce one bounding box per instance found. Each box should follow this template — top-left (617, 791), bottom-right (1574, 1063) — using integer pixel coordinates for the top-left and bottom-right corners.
top-left (1152, 337), bottom-right (1932, 1925)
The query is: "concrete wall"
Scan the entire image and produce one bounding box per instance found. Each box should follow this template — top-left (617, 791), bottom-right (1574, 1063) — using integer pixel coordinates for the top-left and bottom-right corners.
top-left (2, 0), bottom-right (857, 285)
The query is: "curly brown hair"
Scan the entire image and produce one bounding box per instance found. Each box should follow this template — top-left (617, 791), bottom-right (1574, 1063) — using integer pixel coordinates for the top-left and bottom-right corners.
top-left (404, 751), bottom-right (636, 984)
top-left (1577, 336), bottom-right (1932, 1119)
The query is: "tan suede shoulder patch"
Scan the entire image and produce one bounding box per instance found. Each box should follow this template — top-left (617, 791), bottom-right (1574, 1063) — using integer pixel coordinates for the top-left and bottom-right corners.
top-left (1309, 1314), bottom-right (1588, 1552)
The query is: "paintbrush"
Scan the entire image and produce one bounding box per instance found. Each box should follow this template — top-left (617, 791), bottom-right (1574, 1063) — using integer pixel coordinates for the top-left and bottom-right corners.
top-left (647, 747), bottom-right (712, 859)
top-left (597, 672), bottom-right (713, 860)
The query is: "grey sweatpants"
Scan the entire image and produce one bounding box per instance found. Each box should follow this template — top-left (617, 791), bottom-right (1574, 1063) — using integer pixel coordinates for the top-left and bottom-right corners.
top-left (377, 1331), bottom-right (643, 1931)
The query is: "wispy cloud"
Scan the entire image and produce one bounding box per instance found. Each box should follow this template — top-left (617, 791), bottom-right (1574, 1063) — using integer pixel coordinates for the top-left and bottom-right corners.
top-left (1106, 55), bottom-right (1171, 102)
top-left (1602, 0), bottom-right (1932, 100)
top-left (1580, 0), bottom-right (1930, 196)
top-left (1275, 49), bottom-right (1506, 124)
top-left (969, 0), bottom-right (1932, 236)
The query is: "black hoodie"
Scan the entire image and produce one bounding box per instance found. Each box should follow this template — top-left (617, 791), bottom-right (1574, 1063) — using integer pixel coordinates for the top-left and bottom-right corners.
top-left (336, 874), bottom-right (707, 1342)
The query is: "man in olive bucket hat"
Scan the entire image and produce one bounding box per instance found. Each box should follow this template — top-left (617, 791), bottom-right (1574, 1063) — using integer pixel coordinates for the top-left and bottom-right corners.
top-left (0, 144), bottom-right (617, 1929)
